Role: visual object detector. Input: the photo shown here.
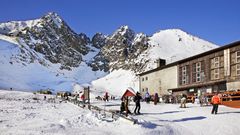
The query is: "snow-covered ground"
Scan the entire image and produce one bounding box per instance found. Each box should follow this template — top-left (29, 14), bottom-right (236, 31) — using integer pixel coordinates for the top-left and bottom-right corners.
top-left (91, 69), bottom-right (139, 96)
top-left (1, 90), bottom-right (239, 135)
top-left (0, 38), bottom-right (107, 91)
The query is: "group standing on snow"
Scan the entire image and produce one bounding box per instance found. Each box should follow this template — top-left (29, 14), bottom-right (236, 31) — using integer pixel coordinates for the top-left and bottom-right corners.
top-left (119, 90), bottom-right (224, 116)
top-left (120, 90), bottom-right (161, 116)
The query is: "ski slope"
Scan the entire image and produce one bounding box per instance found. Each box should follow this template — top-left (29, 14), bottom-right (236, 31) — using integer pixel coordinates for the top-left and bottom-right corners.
top-left (1, 90), bottom-right (239, 135)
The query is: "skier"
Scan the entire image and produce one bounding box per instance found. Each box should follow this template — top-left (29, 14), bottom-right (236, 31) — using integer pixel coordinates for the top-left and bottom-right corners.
top-left (134, 92), bottom-right (142, 115)
top-left (211, 93), bottom-right (221, 114)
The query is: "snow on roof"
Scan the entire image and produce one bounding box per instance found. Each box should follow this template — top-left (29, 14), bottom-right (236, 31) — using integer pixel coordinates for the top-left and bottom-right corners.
top-left (126, 87), bottom-right (136, 94)
top-left (122, 87), bottom-right (136, 97)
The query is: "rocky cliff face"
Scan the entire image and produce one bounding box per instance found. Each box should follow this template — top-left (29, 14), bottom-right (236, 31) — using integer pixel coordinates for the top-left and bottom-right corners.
top-left (0, 12), bottom-right (219, 92)
top-left (0, 12), bottom-right (90, 70)
top-left (0, 12), bottom-right (218, 73)
top-left (89, 26), bottom-right (149, 72)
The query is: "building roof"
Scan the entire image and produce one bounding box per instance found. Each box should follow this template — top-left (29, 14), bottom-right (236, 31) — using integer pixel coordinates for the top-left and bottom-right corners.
top-left (122, 87), bottom-right (136, 97)
top-left (138, 40), bottom-right (240, 76)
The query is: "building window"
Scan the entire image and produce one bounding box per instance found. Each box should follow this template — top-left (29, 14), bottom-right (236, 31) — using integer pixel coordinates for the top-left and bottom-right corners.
top-left (214, 57), bottom-right (219, 68)
top-left (182, 66), bottom-right (188, 84)
top-left (214, 68), bottom-right (219, 79)
top-left (196, 62), bottom-right (201, 82)
top-left (211, 57), bottom-right (220, 80)
top-left (142, 88), bottom-right (145, 92)
top-left (142, 78), bottom-right (144, 81)
top-left (145, 77), bottom-right (148, 80)
top-left (211, 57), bottom-right (219, 69)
top-left (192, 62), bottom-right (204, 83)
top-left (236, 51), bottom-right (240, 63)
top-left (237, 64), bottom-right (240, 76)
top-left (196, 73), bottom-right (201, 82)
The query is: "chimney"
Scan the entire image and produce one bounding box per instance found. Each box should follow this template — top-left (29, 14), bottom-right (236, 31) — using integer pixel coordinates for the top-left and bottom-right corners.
top-left (156, 59), bottom-right (166, 68)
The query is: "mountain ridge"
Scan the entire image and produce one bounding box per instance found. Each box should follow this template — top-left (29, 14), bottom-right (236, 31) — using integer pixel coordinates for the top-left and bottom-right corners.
top-left (0, 12), bottom-right (218, 93)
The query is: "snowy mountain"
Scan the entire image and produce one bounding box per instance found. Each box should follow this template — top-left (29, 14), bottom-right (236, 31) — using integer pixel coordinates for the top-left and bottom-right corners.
top-left (0, 12), bottom-right (218, 95)
top-left (89, 26), bottom-right (149, 72)
top-left (142, 29), bottom-right (217, 70)
top-left (91, 29), bottom-right (218, 95)
top-left (0, 39), bottom-right (106, 91)
top-left (0, 12), bottom-right (90, 70)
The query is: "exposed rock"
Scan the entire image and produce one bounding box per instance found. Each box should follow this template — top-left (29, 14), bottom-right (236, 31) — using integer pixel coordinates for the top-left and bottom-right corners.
top-left (89, 26), bottom-right (149, 72)
top-left (0, 12), bottom-right (90, 70)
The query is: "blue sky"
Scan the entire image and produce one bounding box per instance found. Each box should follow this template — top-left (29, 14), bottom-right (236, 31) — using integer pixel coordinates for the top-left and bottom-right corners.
top-left (0, 0), bottom-right (239, 45)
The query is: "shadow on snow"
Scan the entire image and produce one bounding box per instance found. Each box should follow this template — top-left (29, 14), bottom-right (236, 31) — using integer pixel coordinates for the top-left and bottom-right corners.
top-left (142, 110), bottom-right (184, 115)
top-left (217, 111), bottom-right (240, 115)
top-left (158, 116), bottom-right (206, 122)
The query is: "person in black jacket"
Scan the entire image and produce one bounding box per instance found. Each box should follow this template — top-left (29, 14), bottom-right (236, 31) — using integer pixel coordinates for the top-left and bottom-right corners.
top-left (134, 92), bottom-right (142, 115)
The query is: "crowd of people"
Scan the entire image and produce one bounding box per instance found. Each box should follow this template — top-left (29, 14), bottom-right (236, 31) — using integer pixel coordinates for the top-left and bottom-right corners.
top-left (118, 90), bottom-right (225, 116)
top-left (120, 91), bottom-right (162, 116)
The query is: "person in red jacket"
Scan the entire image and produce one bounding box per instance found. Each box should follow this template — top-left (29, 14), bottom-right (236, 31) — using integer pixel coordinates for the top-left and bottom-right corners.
top-left (211, 93), bottom-right (221, 114)
top-left (80, 93), bottom-right (85, 103)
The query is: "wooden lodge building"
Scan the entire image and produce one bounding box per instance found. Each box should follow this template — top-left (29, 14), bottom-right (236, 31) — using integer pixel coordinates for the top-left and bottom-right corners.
top-left (138, 41), bottom-right (240, 97)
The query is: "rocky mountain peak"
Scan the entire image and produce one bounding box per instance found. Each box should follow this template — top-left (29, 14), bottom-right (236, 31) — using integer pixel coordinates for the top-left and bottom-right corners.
top-left (92, 33), bottom-right (107, 49)
top-left (43, 12), bottom-right (60, 19)
top-left (111, 25), bottom-right (135, 42)
top-left (40, 12), bottom-right (63, 28)
top-left (0, 12), bottom-right (91, 70)
top-left (0, 12), bottom-right (218, 74)
top-left (88, 25), bottom-right (149, 72)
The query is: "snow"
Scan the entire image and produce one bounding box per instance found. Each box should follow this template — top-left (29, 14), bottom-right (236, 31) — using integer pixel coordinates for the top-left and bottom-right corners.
top-left (113, 25), bottom-right (133, 37)
top-left (0, 27), bottom-right (218, 96)
top-left (82, 46), bottom-right (100, 61)
top-left (134, 33), bottom-right (147, 43)
top-left (0, 12), bottom-right (63, 36)
top-left (126, 87), bottom-right (136, 95)
top-left (29, 35), bottom-right (43, 44)
top-left (90, 29), bottom-right (218, 96)
top-left (41, 12), bottom-right (63, 28)
top-left (144, 29), bottom-right (218, 69)
top-left (0, 39), bottom-right (106, 92)
top-left (91, 69), bottom-right (139, 96)
top-left (0, 17), bottom-right (218, 97)
top-left (0, 13), bottom-right (235, 135)
top-left (1, 90), bottom-right (239, 135)
top-left (0, 19), bottom-right (41, 35)
top-left (118, 25), bottom-right (129, 36)
top-left (0, 34), bottom-right (19, 45)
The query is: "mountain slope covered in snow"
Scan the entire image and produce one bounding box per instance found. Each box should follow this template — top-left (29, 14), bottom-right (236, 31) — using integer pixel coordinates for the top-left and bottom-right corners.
top-left (0, 39), bottom-right (106, 91)
top-left (91, 29), bottom-right (218, 94)
top-left (142, 29), bottom-right (217, 70)
top-left (0, 12), bottom-right (218, 95)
